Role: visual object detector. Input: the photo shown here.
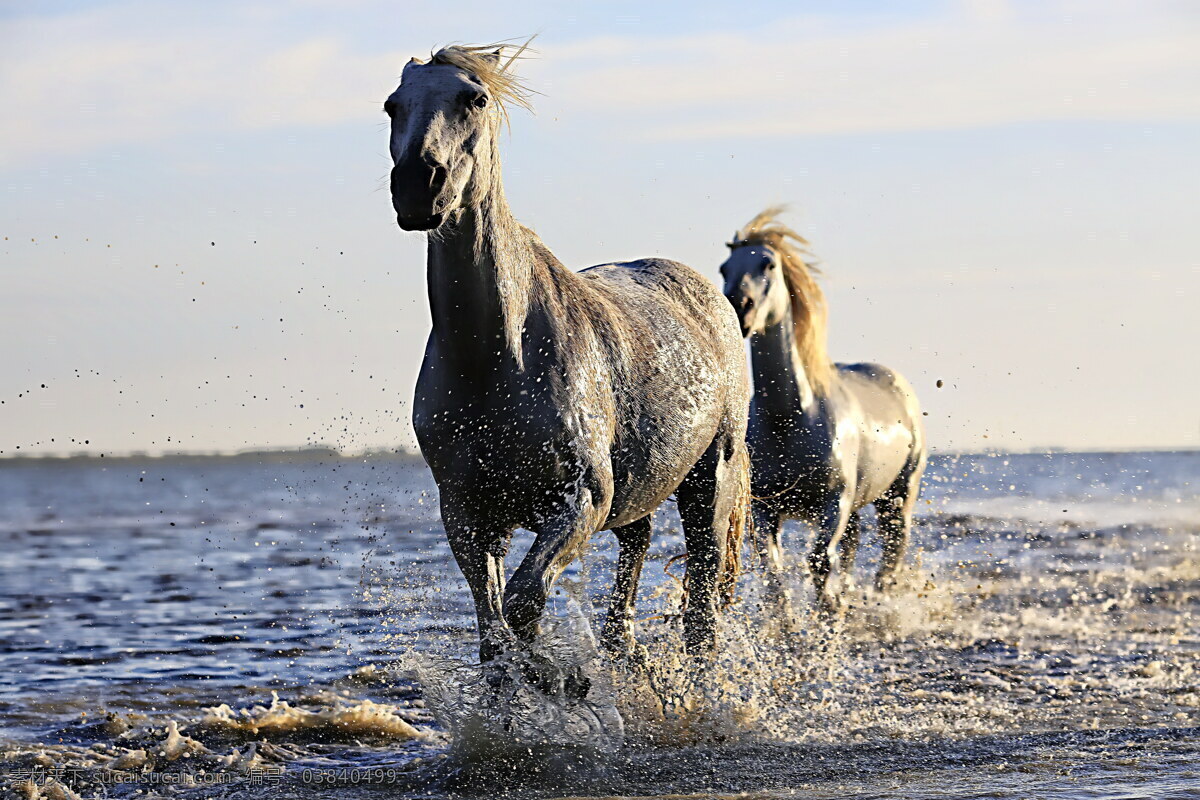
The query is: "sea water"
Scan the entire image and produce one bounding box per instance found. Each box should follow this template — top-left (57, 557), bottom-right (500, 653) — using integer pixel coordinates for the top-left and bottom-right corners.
top-left (0, 450), bottom-right (1197, 798)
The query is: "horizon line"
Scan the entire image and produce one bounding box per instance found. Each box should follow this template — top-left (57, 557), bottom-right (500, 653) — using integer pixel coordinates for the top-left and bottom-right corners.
top-left (1, 443), bottom-right (1197, 465)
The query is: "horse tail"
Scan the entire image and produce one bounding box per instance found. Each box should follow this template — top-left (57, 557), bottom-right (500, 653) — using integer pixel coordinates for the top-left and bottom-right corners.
top-left (719, 441), bottom-right (753, 610)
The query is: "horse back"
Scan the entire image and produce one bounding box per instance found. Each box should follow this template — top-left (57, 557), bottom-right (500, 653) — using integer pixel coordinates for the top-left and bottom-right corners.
top-left (579, 259), bottom-right (740, 342)
top-left (573, 258), bottom-right (751, 519)
top-left (576, 258), bottom-right (747, 385)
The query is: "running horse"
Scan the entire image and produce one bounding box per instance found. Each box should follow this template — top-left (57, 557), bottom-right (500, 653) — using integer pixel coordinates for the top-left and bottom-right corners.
top-left (719, 207), bottom-right (926, 615)
top-left (384, 43), bottom-right (751, 690)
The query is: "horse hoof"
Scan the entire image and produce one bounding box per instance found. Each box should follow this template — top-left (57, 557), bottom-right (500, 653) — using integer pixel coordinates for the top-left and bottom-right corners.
top-left (816, 592), bottom-right (844, 621)
top-left (482, 659), bottom-right (515, 697)
top-left (517, 652), bottom-right (590, 700)
top-left (563, 667), bottom-right (591, 701)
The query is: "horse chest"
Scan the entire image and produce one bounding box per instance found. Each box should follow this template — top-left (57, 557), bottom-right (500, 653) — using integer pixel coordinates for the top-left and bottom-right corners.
top-left (413, 376), bottom-right (605, 521)
top-left (416, 399), bottom-right (565, 466)
top-left (749, 409), bottom-right (847, 509)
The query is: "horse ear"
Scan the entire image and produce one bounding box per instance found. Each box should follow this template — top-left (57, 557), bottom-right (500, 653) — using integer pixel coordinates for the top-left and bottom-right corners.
top-left (484, 49), bottom-right (502, 65)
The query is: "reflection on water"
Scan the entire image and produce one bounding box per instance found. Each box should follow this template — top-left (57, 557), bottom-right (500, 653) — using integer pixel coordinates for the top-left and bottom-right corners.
top-left (0, 450), bottom-right (1197, 798)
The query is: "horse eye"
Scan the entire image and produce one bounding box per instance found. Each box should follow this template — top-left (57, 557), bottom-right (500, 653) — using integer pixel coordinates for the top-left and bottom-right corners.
top-left (471, 93), bottom-right (489, 109)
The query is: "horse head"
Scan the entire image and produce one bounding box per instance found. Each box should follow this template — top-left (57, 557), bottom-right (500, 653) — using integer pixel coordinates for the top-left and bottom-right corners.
top-left (721, 206), bottom-right (833, 392)
top-left (720, 240), bottom-right (790, 338)
top-left (385, 43), bottom-right (532, 231)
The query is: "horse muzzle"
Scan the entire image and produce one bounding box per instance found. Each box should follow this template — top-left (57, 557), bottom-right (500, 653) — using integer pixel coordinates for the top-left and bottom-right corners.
top-left (391, 159), bottom-right (449, 231)
top-left (396, 212), bottom-right (446, 231)
top-left (726, 294), bottom-right (756, 338)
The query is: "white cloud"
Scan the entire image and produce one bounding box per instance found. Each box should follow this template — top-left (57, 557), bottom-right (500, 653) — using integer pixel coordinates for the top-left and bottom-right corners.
top-left (0, 3), bottom-right (414, 165)
top-left (542, 3), bottom-right (1200, 139)
top-left (1, 0), bottom-right (1197, 166)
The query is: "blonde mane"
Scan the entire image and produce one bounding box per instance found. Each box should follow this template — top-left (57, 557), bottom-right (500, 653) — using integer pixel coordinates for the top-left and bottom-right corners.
top-left (427, 39), bottom-right (536, 127)
top-left (731, 206), bottom-right (833, 392)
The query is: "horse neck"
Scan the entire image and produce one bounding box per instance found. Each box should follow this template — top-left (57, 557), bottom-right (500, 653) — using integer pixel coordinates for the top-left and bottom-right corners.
top-left (749, 309), bottom-right (818, 415)
top-left (425, 168), bottom-right (542, 375)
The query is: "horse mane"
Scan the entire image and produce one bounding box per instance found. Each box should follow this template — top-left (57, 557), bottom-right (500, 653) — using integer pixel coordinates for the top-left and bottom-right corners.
top-left (731, 206), bottom-right (833, 393)
top-left (416, 39), bottom-right (540, 365)
top-left (429, 39), bottom-right (536, 127)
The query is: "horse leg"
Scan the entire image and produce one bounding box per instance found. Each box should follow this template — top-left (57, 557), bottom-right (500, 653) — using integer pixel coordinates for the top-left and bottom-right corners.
top-left (753, 503), bottom-right (784, 574)
top-left (600, 515), bottom-right (653, 657)
top-left (753, 504), bottom-right (799, 634)
top-left (808, 492), bottom-right (852, 616)
top-left (874, 465), bottom-right (922, 592)
top-left (504, 491), bottom-right (598, 644)
top-left (502, 489), bottom-right (601, 697)
top-left (839, 511), bottom-right (861, 576)
top-left (443, 507), bottom-right (514, 665)
top-left (675, 434), bottom-right (742, 655)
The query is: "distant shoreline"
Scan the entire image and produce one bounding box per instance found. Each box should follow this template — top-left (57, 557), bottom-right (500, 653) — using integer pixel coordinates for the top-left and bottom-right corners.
top-left (0, 447), bottom-right (428, 467)
top-left (0, 445), bottom-right (1196, 467)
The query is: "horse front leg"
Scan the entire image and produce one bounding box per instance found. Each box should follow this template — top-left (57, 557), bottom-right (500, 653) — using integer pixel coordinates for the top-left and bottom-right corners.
top-left (443, 507), bottom-right (514, 665)
top-left (504, 489), bottom-right (600, 644)
top-left (600, 516), bottom-right (653, 657)
top-left (753, 504), bottom-right (800, 636)
top-left (840, 511), bottom-right (862, 576)
top-left (502, 489), bottom-right (602, 697)
top-left (754, 503), bottom-right (784, 575)
top-left (808, 491), bottom-right (852, 617)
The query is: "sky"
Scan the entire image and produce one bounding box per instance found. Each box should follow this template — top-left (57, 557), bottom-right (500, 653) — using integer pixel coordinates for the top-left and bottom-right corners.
top-left (1, 0), bottom-right (1197, 456)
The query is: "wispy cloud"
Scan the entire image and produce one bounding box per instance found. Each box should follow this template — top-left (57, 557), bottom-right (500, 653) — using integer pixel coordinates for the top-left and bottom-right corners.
top-left (543, 1), bottom-right (1200, 139)
top-left (1, 0), bottom-right (1197, 166)
top-left (0, 2), bottom-right (413, 165)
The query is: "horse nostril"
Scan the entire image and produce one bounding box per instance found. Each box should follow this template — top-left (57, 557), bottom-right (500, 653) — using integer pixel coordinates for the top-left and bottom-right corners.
top-left (741, 296), bottom-right (754, 310)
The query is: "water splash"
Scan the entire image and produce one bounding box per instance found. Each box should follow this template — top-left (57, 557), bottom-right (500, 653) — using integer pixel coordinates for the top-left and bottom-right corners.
top-left (398, 598), bottom-right (624, 756)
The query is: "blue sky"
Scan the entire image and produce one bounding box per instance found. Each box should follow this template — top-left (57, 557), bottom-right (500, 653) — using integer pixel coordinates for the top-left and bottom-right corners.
top-left (1, 0), bottom-right (1198, 455)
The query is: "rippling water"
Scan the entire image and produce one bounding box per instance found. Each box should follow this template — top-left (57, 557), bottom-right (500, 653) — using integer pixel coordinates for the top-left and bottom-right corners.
top-left (1, 450), bottom-right (1197, 798)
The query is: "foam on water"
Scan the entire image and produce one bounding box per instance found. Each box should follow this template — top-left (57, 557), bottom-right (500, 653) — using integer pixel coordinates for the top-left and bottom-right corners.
top-left (200, 692), bottom-right (428, 739)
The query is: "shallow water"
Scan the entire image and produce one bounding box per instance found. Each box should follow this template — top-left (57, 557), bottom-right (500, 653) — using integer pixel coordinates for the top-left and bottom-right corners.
top-left (0, 450), bottom-right (1197, 798)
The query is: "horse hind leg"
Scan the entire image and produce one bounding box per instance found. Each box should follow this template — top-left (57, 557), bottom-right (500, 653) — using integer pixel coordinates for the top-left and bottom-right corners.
top-left (675, 433), bottom-right (748, 655)
top-left (873, 465), bottom-right (923, 592)
top-left (839, 511), bottom-right (862, 576)
top-left (600, 515), bottom-right (653, 657)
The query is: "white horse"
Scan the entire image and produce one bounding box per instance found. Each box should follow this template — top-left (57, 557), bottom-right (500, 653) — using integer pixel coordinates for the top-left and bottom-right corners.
top-left (719, 208), bottom-right (926, 615)
top-left (385, 43), bottom-right (751, 693)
